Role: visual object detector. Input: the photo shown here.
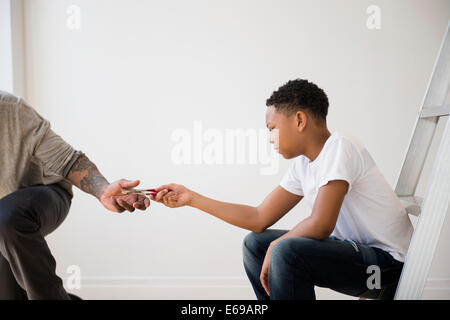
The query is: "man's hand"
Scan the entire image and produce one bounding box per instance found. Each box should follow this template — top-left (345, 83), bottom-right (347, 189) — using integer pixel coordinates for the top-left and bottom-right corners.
top-left (149, 183), bottom-right (194, 208)
top-left (67, 154), bottom-right (150, 213)
top-left (99, 179), bottom-right (150, 213)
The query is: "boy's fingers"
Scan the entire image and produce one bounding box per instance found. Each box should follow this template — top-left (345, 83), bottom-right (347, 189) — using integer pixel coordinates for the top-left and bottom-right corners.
top-left (164, 191), bottom-right (175, 199)
top-left (144, 198), bottom-right (150, 208)
top-left (260, 274), bottom-right (269, 296)
top-left (155, 184), bottom-right (171, 192)
top-left (162, 195), bottom-right (170, 207)
top-left (156, 189), bottom-right (169, 201)
top-left (167, 195), bottom-right (177, 202)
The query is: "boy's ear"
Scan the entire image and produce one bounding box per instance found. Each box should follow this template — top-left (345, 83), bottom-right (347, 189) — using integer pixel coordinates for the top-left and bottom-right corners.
top-left (295, 111), bottom-right (307, 132)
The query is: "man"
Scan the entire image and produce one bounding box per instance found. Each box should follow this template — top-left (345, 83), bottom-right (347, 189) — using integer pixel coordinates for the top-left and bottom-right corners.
top-left (149, 79), bottom-right (413, 300)
top-left (0, 91), bottom-right (150, 300)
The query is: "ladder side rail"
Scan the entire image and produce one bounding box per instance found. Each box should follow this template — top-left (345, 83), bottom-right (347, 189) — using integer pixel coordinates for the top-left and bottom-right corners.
top-left (394, 21), bottom-right (450, 197)
top-left (395, 118), bottom-right (450, 299)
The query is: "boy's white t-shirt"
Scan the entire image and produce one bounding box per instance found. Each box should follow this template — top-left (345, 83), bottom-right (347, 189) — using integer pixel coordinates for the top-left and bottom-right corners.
top-left (280, 132), bottom-right (414, 262)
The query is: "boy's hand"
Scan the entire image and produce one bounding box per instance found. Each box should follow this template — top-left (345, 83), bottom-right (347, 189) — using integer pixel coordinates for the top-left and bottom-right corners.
top-left (149, 183), bottom-right (194, 208)
top-left (260, 242), bottom-right (277, 297)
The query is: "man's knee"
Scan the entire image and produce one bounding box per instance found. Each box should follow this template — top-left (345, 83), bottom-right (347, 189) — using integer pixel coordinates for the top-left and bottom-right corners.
top-left (0, 198), bottom-right (32, 242)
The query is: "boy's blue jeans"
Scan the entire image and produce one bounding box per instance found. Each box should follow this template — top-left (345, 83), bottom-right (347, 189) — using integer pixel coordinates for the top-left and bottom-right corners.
top-left (243, 229), bottom-right (405, 300)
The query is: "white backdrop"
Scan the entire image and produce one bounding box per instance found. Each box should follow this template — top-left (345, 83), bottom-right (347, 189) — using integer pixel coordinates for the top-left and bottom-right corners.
top-left (17, 0), bottom-right (450, 299)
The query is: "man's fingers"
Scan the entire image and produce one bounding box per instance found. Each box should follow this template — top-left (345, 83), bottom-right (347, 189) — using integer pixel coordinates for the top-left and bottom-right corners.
top-left (133, 202), bottom-right (146, 211)
top-left (132, 196), bottom-right (148, 210)
top-left (111, 200), bottom-right (125, 213)
top-left (133, 195), bottom-right (150, 211)
top-left (119, 179), bottom-right (140, 189)
top-left (117, 198), bottom-right (135, 212)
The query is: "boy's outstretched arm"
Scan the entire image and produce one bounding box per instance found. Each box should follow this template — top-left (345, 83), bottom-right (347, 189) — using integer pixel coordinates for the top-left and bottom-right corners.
top-left (150, 184), bottom-right (302, 232)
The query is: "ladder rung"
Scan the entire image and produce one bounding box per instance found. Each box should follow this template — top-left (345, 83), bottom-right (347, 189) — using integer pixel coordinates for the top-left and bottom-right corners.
top-left (398, 195), bottom-right (423, 216)
top-left (420, 104), bottom-right (450, 118)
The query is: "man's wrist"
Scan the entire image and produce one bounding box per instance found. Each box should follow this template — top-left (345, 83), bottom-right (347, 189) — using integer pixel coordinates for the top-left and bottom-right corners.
top-left (67, 153), bottom-right (110, 199)
top-left (97, 182), bottom-right (110, 201)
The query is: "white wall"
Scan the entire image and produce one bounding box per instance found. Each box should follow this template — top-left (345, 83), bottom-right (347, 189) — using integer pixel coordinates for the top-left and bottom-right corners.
top-left (19, 0), bottom-right (450, 299)
top-left (0, 0), bottom-right (13, 92)
top-left (0, 0), bottom-right (25, 96)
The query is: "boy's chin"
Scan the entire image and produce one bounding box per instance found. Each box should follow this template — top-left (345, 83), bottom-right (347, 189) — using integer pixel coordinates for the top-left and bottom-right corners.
top-left (280, 150), bottom-right (300, 159)
top-left (279, 151), bottom-right (292, 159)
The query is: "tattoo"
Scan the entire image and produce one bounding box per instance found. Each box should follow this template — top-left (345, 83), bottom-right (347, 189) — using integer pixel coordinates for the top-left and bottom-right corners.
top-left (68, 154), bottom-right (109, 199)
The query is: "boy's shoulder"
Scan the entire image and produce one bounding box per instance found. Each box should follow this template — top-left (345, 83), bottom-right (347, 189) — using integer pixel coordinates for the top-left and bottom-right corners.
top-left (329, 131), bottom-right (363, 147)
top-left (325, 132), bottom-right (375, 172)
top-left (326, 132), bottom-right (368, 157)
top-left (292, 132), bottom-right (369, 169)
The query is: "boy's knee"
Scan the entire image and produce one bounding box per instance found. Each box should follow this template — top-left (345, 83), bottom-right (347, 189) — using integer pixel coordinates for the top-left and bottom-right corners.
top-left (243, 232), bottom-right (259, 255)
top-left (271, 238), bottom-right (294, 264)
top-left (270, 237), bottom-right (316, 265)
top-left (243, 231), bottom-right (271, 253)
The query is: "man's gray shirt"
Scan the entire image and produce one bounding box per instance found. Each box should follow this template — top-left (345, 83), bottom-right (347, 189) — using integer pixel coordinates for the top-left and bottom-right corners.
top-left (0, 91), bottom-right (82, 198)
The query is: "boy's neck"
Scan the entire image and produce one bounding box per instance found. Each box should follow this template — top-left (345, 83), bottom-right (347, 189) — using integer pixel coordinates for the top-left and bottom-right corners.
top-left (304, 127), bottom-right (331, 162)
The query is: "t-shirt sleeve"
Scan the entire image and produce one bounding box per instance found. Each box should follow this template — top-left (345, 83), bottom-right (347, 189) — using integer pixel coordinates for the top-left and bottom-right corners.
top-left (34, 129), bottom-right (83, 178)
top-left (19, 100), bottom-right (82, 178)
top-left (280, 160), bottom-right (304, 196)
top-left (318, 138), bottom-right (364, 192)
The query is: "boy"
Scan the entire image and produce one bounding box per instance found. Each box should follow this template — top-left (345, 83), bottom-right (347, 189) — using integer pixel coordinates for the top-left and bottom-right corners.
top-left (150, 79), bottom-right (414, 300)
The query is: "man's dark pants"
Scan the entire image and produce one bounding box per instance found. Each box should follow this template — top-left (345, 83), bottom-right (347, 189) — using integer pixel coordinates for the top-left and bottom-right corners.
top-left (0, 184), bottom-right (71, 300)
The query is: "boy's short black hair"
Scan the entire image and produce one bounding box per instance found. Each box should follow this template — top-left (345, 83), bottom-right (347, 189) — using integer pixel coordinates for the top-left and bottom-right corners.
top-left (266, 79), bottom-right (329, 121)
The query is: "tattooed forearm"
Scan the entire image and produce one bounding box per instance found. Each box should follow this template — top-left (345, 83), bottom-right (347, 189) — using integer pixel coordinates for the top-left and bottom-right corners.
top-left (67, 154), bottom-right (109, 199)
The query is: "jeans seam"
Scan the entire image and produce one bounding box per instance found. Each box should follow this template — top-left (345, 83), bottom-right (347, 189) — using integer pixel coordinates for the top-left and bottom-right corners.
top-left (345, 239), bottom-right (360, 252)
